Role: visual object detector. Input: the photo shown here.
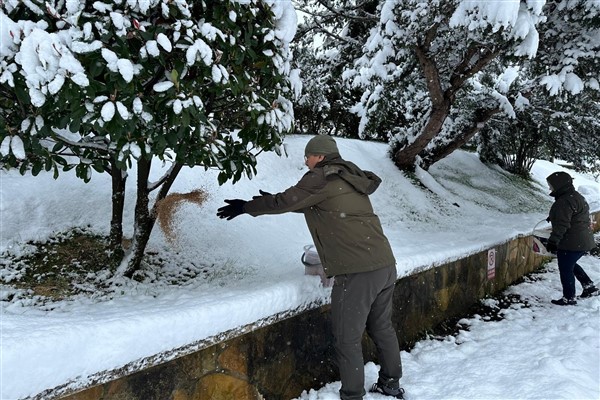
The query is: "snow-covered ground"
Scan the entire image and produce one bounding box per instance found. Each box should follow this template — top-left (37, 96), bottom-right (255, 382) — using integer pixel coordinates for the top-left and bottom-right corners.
top-left (295, 254), bottom-right (600, 400)
top-left (1, 136), bottom-right (599, 399)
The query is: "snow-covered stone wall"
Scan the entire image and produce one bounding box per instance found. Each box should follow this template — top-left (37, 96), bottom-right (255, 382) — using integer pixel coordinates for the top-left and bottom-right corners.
top-left (56, 222), bottom-right (589, 400)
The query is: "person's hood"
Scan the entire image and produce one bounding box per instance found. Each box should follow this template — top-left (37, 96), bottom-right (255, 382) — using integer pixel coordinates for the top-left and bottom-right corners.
top-left (318, 155), bottom-right (381, 195)
top-left (546, 171), bottom-right (575, 197)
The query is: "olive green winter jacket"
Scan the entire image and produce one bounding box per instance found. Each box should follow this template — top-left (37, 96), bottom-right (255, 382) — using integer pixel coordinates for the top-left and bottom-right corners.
top-left (243, 155), bottom-right (396, 277)
top-left (546, 176), bottom-right (596, 252)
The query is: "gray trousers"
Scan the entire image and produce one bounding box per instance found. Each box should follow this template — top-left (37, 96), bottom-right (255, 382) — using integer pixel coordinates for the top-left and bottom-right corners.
top-left (331, 264), bottom-right (402, 400)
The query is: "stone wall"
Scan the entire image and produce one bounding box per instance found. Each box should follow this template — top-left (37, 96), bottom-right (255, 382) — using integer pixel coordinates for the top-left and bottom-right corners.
top-left (388, 235), bottom-right (541, 350)
top-left (60, 215), bottom-right (599, 400)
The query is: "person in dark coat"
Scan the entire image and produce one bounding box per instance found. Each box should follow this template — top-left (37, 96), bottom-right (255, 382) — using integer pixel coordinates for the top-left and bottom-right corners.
top-left (217, 135), bottom-right (404, 399)
top-left (545, 171), bottom-right (598, 305)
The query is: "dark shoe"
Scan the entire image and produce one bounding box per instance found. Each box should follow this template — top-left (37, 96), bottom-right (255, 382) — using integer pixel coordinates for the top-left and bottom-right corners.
top-left (551, 297), bottom-right (577, 306)
top-left (369, 381), bottom-right (405, 399)
top-left (580, 285), bottom-right (600, 298)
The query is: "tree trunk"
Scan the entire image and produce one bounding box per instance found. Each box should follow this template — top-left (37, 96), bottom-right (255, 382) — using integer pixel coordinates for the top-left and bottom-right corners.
top-left (122, 158), bottom-right (152, 278)
top-left (419, 107), bottom-right (501, 170)
top-left (108, 158), bottom-right (126, 265)
top-left (391, 35), bottom-right (503, 172)
top-left (121, 159), bottom-right (183, 278)
top-left (392, 41), bottom-right (452, 171)
top-left (392, 104), bottom-right (451, 171)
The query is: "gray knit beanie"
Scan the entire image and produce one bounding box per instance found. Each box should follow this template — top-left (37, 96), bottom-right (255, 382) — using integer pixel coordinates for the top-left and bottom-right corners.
top-left (304, 135), bottom-right (339, 156)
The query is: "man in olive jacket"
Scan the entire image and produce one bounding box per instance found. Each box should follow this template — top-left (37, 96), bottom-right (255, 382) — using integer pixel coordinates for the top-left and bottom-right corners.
top-left (545, 171), bottom-right (598, 305)
top-left (217, 136), bottom-right (404, 399)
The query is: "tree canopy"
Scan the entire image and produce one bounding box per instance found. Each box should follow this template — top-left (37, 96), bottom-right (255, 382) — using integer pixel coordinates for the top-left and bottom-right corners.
top-left (295, 0), bottom-right (599, 173)
top-left (1, 0), bottom-right (299, 276)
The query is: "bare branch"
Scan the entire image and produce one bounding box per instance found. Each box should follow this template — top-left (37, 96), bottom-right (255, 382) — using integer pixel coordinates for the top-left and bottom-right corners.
top-left (148, 162), bottom-right (180, 192)
top-left (450, 44), bottom-right (505, 91)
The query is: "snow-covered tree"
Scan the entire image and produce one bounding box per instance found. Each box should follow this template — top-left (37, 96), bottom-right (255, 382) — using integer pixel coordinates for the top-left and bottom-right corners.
top-left (478, 109), bottom-right (546, 178)
top-left (345, 0), bottom-right (599, 171)
top-left (0, 0), bottom-right (299, 277)
top-left (293, 0), bottom-right (377, 138)
top-left (546, 95), bottom-right (600, 173)
top-left (479, 0), bottom-right (600, 177)
top-left (479, 87), bottom-right (600, 177)
top-left (522, 0), bottom-right (600, 174)
top-left (534, 0), bottom-right (599, 98)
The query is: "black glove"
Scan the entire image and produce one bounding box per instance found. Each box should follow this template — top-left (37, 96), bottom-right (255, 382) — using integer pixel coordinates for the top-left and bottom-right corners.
top-left (217, 199), bottom-right (247, 220)
top-left (545, 241), bottom-right (557, 254)
top-left (252, 189), bottom-right (272, 200)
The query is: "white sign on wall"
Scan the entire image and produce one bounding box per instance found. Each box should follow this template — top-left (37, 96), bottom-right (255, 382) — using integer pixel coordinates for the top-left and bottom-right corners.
top-left (487, 248), bottom-right (496, 280)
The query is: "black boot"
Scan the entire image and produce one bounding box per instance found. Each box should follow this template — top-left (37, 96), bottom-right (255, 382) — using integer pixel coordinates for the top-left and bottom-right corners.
top-left (580, 285), bottom-right (600, 298)
top-left (369, 379), bottom-right (405, 399)
top-left (551, 297), bottom-right (577, 306)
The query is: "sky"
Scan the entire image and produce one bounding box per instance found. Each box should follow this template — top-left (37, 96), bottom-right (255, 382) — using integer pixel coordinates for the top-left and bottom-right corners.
top-left (1, 136), bottom-right (599, 400)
